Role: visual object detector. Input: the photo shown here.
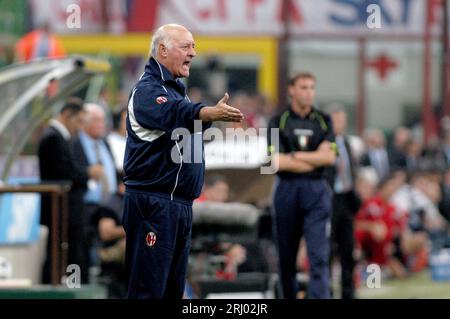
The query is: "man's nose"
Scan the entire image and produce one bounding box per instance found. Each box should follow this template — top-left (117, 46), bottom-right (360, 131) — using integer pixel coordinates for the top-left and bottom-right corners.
top-left (189, 47), bottom-right (196, 58)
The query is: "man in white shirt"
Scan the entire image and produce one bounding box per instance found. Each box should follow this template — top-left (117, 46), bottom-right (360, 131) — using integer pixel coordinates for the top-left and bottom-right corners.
top-left (107, 108), bottom-right (127, 173)
top-left (391, 172), bottom-right (446, 235)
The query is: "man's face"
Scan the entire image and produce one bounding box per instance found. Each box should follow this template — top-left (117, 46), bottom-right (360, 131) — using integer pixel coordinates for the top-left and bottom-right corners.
top-left (65, 110), bottom-right (85, 136)
top-left (445, 169), bottom-right (450, 185)
top-left (381, 178), bottom-right (401, 200)
top-left (119, 111), bottom-right (127, 136)
top-left (395, 128), bottom-right (410, 148)
top-left (85, 110), bottom-right (106, 139)
top-left (356, 178), bottom-right (376, 201)
top-left (372, 132), bottom-right (385, 148)
top-left (331, 111), bottom-right (347, 136)
top-left (162, 29), bottom-right (196, 78)
top-left (204, 181), bottom-right (229, 202)
top-left (288, 78), bottom-right (315, 108)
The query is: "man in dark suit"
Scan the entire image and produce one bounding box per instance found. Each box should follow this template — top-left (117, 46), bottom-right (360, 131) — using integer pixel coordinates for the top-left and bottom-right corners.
top-left (388, 126), bottom-right (410, 170)
top-left (71, 103), bottom-right (118, 279)
top-left (38, 97), bottom-right (104, 284)
top-left (326, 105), bottom-right (361, 299)
top-left (360, 129), bottom-right (390, 180)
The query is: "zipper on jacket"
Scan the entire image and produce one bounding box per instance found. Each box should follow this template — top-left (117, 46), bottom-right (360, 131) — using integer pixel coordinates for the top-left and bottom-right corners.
top-left (171, 138), bottom-right (183, 200)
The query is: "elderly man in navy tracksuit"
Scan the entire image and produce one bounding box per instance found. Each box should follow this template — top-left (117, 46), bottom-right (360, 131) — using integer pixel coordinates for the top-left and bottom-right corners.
top-left (123, 24), bottom-right (243, 299)
top-left (268, 72), bottom-right (337, 299)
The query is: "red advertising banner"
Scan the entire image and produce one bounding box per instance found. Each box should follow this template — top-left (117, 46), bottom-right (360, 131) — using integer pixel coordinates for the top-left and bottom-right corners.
top-left (127, 0), bottom-right (160, 32)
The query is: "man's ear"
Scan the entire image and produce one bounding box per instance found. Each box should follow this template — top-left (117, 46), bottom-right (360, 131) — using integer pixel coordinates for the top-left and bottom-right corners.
top-left (59, 110), bottom-right (69, 122)
top-left (287, 85), bottom-right (294, 97)
top-left (160, 44), bottom-right (167, 57)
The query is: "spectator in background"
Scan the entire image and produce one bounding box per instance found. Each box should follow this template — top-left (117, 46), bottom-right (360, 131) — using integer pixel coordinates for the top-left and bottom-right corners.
top-left (405, 138), bottom-right (423, 172)
top-left (383, 171), bottom-right (437, 273)
top-left (98, 87), bottom-right (115, 132)
top-left (72, 103), bottom-right (118, 279)
top-left (412, 173), bottom-right (446, 234)
top-left (205, 55), bottom-right (227, 101)
top-left (196, 174), bottom-right (230, 203)
top-left (38, 97), bottom-right (104, 284)
top-left (361, 129), bottom-right (390, 180)
top-left (439, 168), bottom-right (450, 223)
top-left (391, 172), bottom-right (446, 251)
top-left (442, 131), bottom-right (450, 167)
top-left (72, 103), bottom-right (118, 210)
top-left (188, 87), bottom-right (210, 105)
top-left (15, 23), bottom-right (66, 62)
top-left (355, 173), bottom-right (407, 279)
top-left (260, 95), bottom-right (276, 123)
top-left (91, 176), bottom-right (127, 298)
top-left (228, 93), bottom-right (268, 129)
top-left (227, 92), bottom-right (251, 130)
top-left (387, 171), bottom-right (428, 274)
top-left (422, 136), bottom-right (447, 172)
top-left (245, 93), bottom-right (268, 129)
top-left (327, 105), bottom-right (361, 299)
top-left (347, 136), bottom-right (366, 164)
top-left (190, 174), bottom-right (248, 295)
top-left (211, 91), bottom-right (269, 130)
top-left (355, 167), bottom-right (379, 202)
top-left (107, 108), bottom-right (127, 173)
top-left (388, 127), bottom-right (410, 170)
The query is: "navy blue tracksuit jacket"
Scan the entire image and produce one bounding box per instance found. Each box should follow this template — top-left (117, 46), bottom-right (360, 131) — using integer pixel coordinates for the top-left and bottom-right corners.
top-left (122, 56), bottom-right (211, 299)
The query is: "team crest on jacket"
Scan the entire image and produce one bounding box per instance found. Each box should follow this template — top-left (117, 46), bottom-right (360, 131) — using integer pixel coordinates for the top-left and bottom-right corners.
top-left (156, 96), bottom-right (168, 104)
top-left (146, 232), bottom-right (157, 247)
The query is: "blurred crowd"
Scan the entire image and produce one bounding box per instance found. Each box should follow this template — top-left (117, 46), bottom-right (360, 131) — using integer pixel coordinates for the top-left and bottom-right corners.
top-left (187, 86), bottom-right (450, 296)
top-left (352, 126), bottom-right (450, 281)
top-left (34, 83), bottom-right (450, 299)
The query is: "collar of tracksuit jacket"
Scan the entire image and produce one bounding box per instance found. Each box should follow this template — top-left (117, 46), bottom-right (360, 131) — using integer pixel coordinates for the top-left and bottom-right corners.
top-left (145, 56), bottom-right (187, 96)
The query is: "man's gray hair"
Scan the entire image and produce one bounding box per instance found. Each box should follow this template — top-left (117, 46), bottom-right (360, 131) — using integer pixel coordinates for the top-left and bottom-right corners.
top-left (150, 24), bottom-right (184, 57)
top-left (324, 103), bottom-right (346, 115)
top-left (84, 103), bottom-right (105, 125)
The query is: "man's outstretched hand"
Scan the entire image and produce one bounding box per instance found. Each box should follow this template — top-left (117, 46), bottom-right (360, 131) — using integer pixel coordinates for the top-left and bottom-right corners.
top-left (199, 93), bottom-right (244, 122)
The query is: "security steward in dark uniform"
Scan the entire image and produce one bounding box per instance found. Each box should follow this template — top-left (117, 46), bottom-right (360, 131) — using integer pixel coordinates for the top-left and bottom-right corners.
top-left (268, 72), bottom-right (337, 299)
